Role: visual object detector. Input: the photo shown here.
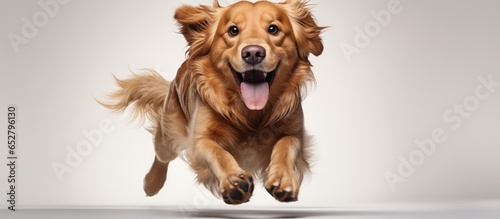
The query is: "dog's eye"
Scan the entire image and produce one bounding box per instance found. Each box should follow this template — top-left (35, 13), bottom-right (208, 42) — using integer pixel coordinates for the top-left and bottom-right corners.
top-left (228, 25), bottom-right (239, 37)
top-left (268, 24), bottom-right (280, 35)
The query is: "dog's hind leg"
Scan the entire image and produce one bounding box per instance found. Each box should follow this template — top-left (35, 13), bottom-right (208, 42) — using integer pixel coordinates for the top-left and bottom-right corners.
top-left (144, 124), bottom-right (181, 196)
top-left (144, 156), bottom-right (169, 196)
top-left (143, 90), bottom-right (189, 196)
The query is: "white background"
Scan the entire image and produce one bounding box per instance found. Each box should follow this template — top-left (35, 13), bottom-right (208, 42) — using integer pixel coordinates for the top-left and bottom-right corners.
top-left (1, 0), bottom-right (499, 210)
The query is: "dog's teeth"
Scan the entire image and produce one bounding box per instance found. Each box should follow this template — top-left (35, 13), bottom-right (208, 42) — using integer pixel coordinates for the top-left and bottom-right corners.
top-left (264, 73), bottom-right (268, 78)
top-left (242, 73), bottom-right (245, 80)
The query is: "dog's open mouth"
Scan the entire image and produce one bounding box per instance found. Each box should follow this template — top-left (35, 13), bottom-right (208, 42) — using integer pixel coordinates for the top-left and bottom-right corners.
top-left (231, 64), bottom-right (278, 110)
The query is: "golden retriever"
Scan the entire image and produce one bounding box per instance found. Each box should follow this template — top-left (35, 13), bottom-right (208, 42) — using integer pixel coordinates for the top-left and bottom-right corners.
top-left (100, 0), bottom-right (323, 204)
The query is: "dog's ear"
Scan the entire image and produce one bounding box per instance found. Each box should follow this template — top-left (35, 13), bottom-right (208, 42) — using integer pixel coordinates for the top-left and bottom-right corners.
top-left (174, 4), bottom-right (218, 57)
top-left (282, 0), bottom-right (324, 61)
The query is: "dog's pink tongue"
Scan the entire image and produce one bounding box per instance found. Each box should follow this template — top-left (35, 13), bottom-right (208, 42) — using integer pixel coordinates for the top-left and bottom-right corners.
top-left (240, 82), bottom-right (269, 110)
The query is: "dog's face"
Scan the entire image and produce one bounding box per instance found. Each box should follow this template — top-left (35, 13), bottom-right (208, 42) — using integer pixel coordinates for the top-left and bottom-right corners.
top-left (175, 0), bottom-right (323, 112)
top-left (214, 1), bottom-right (294, 110)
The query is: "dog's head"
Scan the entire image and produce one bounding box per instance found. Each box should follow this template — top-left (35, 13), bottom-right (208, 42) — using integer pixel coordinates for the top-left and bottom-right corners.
top-left (175, 0), bottom-right (323, 113)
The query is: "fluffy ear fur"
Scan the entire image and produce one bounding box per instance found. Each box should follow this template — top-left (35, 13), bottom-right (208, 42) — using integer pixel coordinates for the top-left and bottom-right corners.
top-left (282, 0), bottom-right (324, 61)
top-left (174, 4), bottom-right (218, 57)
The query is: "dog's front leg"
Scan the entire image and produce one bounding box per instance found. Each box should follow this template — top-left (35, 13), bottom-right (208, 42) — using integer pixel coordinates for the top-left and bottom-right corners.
top-left (265, 136), bottom-right (303, 202)
top-left (193, 138), bottom-right (255, 205)
top-left (190, 103), bottom-right (254, 205)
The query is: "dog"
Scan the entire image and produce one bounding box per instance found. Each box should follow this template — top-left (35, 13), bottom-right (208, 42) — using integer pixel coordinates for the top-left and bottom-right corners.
top-left (99, 0), bottom-right (323, 205)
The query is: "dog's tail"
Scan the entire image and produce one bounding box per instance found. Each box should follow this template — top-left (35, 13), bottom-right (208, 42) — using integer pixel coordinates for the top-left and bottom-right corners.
top-left (98, 69), bottom-right (170, 132)
top-left (98, 69), bottom-right (171, 196)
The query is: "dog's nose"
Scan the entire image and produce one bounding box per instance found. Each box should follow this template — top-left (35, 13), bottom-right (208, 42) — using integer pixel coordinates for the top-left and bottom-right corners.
top-left (241, 45), bottom-right (266, 65)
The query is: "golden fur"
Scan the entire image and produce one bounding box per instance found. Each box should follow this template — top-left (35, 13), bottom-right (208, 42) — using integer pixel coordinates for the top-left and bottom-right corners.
top-left (99, 0), bottom-right (323, 204)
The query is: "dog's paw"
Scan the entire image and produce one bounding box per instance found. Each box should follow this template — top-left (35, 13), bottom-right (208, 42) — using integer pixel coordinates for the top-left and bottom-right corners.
top-left (220, 172), bottom-right (254, 205)
top-left (265, 169), bottom-right (298, 202)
